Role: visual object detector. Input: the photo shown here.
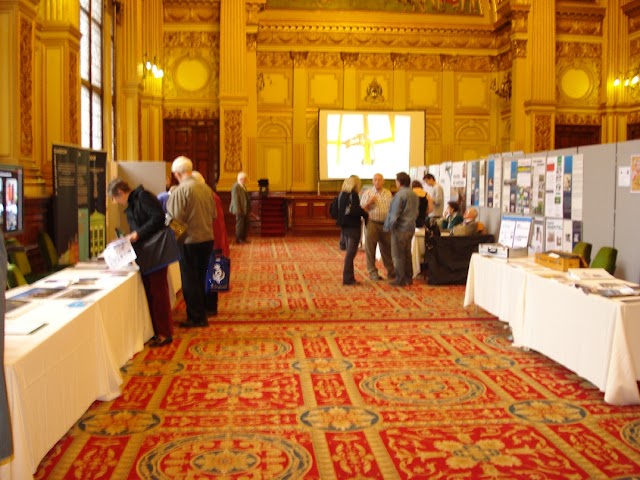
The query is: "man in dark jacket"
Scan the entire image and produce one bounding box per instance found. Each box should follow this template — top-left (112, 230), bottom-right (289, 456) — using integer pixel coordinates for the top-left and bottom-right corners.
top-left (108, 178), bottom-right (174, 347)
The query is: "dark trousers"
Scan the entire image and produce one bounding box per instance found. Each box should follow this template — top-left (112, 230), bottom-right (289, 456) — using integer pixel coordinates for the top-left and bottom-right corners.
top-left (342, 226), bottom-right (361, 283)
top-left (179, 241), bottom-right (214, 325)
top-left (235, 214), bottom-right (250, 242)
top-left (142, 266), bottom-right (173, 338)
top-left (391, 230), bottom-right (414, 284)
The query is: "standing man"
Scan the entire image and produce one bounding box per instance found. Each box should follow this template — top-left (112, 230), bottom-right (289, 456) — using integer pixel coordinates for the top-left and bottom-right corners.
top-left (384, 172), bottom-right (419, 286)
top-left (360, 173), bottom-right (395, 281)
top-left (423, 173), bottom-right (444, 221)
top-left (167, 156), bottom-right (216, 328)
top-left (230, 171), bottom-right (252, 244)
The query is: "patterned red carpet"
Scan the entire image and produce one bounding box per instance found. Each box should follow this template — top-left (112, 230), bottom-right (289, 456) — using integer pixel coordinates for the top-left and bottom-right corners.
top-left (36, 237), bottom-right (640, 479)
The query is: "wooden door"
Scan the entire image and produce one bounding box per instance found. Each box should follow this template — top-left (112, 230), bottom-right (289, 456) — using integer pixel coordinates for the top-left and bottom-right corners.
top-left (163, 119), bottom-right (219, 185)
top-left (554, 124), bottom-right (601, 149)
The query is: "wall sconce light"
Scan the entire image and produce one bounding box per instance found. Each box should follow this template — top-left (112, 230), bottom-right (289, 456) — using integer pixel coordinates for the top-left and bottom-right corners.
top-left (490, 71), bottom-right (512, 101)
top-left (613, 67), bottom-right (640, 97)
top-left (143, 54), bottom-right (164, 79)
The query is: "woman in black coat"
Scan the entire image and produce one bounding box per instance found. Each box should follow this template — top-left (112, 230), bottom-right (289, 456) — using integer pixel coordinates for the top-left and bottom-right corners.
top-left (337, 175), bottom-right (368, 285)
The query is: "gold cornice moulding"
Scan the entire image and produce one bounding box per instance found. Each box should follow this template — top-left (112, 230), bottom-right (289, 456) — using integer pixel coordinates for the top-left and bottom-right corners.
top-left (163, 106), bottom-right (219, 120)
top-left (163, 0), bottom-right (220, 23)
top-left (623, 0), bottom-right (640, 18)
top-left (556, 112), bottom-right (601, 126)
top-left (556, 42), bottom-right (601, 59)
top-left (164, 31), bottom-right (219, 48)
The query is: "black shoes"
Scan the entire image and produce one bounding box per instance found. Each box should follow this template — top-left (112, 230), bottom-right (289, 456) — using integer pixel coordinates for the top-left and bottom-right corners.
top-left (179, 321), bottom-right (208, 328)
top-left (149, 337), bottom-right (172, 348)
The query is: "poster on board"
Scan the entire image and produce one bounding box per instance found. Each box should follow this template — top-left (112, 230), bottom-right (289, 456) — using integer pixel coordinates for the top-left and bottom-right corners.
top-left (516, 158), bottom-right (532, 215)
top-left (531, 157), bottom-right (546, 216)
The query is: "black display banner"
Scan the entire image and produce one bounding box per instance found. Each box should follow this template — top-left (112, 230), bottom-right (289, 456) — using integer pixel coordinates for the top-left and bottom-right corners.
top-left (52, 144), bottom-right (79, 263)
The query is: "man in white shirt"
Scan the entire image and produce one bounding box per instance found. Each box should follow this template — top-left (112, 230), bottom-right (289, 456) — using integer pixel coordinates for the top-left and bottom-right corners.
top-left (360, 173), bottom-right (395, 281)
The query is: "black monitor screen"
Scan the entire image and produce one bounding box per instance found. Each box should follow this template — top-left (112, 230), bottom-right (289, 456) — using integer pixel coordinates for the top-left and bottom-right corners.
top-left (0, 164), bottom-right (24, 235)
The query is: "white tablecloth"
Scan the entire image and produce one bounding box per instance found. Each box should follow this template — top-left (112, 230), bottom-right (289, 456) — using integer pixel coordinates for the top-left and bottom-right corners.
top-left (464, 253), bottom-right (640, 405)
top-left (1, 267), bottom-right (153, 479)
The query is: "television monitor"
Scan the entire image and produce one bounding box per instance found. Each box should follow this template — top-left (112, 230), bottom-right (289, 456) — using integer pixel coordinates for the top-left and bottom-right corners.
top-left (0, 164), bottom-right (24, 234)
top-left (318, 109), bottom-right (426, 181)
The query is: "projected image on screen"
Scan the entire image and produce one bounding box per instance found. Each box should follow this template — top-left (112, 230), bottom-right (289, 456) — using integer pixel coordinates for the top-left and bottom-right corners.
top-left (319, 110), bottom-right (425, 180)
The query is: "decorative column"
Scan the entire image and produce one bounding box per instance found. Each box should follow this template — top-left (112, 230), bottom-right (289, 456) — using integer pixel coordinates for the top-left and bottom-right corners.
top-left (139, 0), bottom-right (163, 161)
top-left (440, 54), bottom-right (457, 161)
top-left (291, 51), bottom-right (308, 191)
top-left (0, 0), bottom-right (44, 195)
top-left (118, 0), bottom-right (142, 160)
top-left (602, 0), bottom-right (631, 141)
top-left (391, 53), bottom-right (408, 110)
top-left (218, 0), bottom-right (264, 189)
top-left (519, 1), bottom-right (556, 152)
top-left (341, 52), bottom-right (358, 110)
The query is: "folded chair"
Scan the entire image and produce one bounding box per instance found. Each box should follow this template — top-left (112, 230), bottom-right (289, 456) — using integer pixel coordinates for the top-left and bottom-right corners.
top-left (572, 241), bottom-right (592, 267)
top-left (590, 247), bottom-right (617, 275)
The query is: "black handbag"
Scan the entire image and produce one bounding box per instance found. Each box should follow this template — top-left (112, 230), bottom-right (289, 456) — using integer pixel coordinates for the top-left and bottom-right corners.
top-left (133, 227), bottom-right (181, 275)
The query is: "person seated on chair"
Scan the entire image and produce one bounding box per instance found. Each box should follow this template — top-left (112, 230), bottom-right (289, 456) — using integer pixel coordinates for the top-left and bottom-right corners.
top-left (452, 207), bottom-right (479, 236)
top-left (440, 201), bottom-right (463, 232)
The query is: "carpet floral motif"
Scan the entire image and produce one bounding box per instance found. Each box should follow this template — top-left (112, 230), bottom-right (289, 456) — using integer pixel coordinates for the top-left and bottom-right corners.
top-left (35, 237), bottom-right (640, 479)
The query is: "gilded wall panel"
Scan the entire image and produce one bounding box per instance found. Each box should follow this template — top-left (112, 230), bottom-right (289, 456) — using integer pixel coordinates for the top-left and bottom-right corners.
top-left (224, 109), bottom-right (243, 172)
top-left (257, 116), bottom-right (293, 138)
top-left (163, 52), bottom-right (219, 101)
top-left (357, 73), bottom-right (392, 109)
top-left (407, 73), bottom-right (441, 110)
top-left (258, 143), bottom-right (287, 188)
top-left (556, 58), bottom-right (600, 106)
top-left (454, 119), bottom-right (490, 143)
top-left (455, 73), bottom-right (490, 112)
top-left (257, 71), bottom-right (292, 107)
top-left (425, 119), bottom-right (441, 141)
top-left (308, 72), bottom-right (342, 108)
top-left (533, 114), bottom-right (552, 152)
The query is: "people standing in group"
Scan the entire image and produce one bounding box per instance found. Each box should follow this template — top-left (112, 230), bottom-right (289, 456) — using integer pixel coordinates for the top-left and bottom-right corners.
top-left (411, 180), bottom-right (432, 228)
top-left (338, 175), bottom-right (368, 285)
top-left (360, 173), bottom-right (395, 281)
top-left (192, 171), bottom-right (230, 316)
top-left (108, 178), bottom-right (174, 347)
top-left (440, 200), bottom-right (463, 233)
top-left (230, 171), bottom-right (252, 244)
top-left (384, 172), bottom-right (419, 286)
top-left (423, 173), bottom-right (444, 221)
top-left (167, 156), bottom-right (216, 328)
top-left (452, 207), bottom-right (479, 236)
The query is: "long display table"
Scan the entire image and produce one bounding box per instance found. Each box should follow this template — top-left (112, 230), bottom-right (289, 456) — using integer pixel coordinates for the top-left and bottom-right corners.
top-left (1, 266), bottom-right (154, 480)
top-left (464, 254), bottom-right (640, 406)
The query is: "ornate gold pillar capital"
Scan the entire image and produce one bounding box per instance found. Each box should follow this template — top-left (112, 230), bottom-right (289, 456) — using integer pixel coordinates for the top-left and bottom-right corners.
top-left (391, 53), bottom-right (408, 70)
top-left (341, 52), bottom-right (359, 68)
top-left (290, 51), bottom-right (309, 68)
top-left (245, 0), bottom-right (266, 25)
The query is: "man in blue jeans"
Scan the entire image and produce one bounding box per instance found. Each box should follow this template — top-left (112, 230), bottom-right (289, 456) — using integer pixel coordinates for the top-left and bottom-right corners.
top-left (384, 172), bottom-right (419, 286)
